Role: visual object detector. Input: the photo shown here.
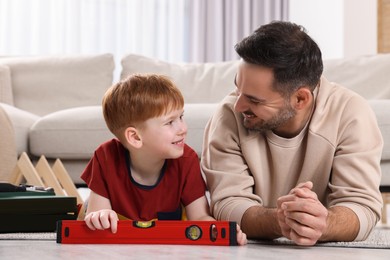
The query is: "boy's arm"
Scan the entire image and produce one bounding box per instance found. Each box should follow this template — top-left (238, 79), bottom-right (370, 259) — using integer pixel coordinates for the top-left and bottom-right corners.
top-left (86, 190), bottom-right (112, 214)
top-left (185, 196), bottom-right (215, 221)
top-left (84, 191), bottom-right (119, 233)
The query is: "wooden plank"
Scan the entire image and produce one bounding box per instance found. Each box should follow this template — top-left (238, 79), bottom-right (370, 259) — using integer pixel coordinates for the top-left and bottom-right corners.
top-left (16, 152), bottom-right (44, 186)
top-left (35, 156), bottom-right (66, 196)
top-left (52, 159), bottom-right (83, 204)
top-left (382, 192), bottom-right (390, 224)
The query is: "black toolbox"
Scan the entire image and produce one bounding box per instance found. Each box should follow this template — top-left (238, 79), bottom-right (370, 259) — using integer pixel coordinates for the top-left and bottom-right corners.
top-left (0, 184), bottom-right (78, 233)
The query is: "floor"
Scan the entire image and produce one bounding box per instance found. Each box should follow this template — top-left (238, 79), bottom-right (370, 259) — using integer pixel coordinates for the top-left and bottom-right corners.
top-left (1, 190), bottom-right (389, 260)
top-left (1, 237), bottom-right (389, 260)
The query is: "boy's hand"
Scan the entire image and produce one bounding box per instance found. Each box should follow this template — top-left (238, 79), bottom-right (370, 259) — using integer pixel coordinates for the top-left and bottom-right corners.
top-left (84, 209), bottom-right (119, 233)
top-left (236, 224), bottom-right (248, 245)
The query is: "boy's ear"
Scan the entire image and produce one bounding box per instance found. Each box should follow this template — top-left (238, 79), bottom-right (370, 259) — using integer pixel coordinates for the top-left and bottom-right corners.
top-left (124, 127), bottom-right (142, 148)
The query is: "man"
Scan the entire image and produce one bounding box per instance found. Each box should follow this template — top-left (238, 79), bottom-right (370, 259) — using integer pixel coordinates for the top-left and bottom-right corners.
top-left (201, 21), bottom-right (383, 246)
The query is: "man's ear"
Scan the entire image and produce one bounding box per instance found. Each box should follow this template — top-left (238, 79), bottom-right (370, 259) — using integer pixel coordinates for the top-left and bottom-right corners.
top-left (124, 127), bottom-right (142, 148)
top-left (293, 87), bottom-right (312, 110)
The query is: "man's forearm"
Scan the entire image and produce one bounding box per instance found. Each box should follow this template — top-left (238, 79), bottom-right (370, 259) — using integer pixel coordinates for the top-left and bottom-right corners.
top-left (241, 205), bottom-right (282, 239)
top-left (240, 204), bottom-right (360, 242)
top-left (320, 206), bottom-right (359, 242)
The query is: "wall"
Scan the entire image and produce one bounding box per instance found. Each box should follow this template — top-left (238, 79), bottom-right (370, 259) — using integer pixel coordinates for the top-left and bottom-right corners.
top-left (288, 0), bottom-right (377, 60)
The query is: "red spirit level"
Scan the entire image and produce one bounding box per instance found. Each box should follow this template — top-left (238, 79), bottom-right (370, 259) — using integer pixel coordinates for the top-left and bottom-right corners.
top-left (56, 220), bottom-right (237, 246)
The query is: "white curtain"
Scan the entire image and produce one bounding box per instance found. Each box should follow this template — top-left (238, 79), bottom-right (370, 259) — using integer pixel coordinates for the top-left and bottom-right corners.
top-left (0, 0), bottom-right (187, 61)
top-left (187, 0), bottom-right (289, 62)
top-left (0, 0), bottom-right (288, 66)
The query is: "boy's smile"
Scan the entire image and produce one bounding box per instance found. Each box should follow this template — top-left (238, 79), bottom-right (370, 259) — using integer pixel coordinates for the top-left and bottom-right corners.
top-left (172, 138), bottom-right (185, 147)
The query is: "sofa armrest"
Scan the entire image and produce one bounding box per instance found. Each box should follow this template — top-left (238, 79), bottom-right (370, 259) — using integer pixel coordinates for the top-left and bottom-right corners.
top-left (0, 104), bottom-right (17, 180)
top-left (0, 103), bottom-right (39, 155)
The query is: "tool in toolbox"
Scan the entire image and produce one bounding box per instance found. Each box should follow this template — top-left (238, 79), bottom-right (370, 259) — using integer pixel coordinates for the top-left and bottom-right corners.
top-left (57, 220), bottom-right (237, 246)
top-left (0, 182), bottom-right (54, 193)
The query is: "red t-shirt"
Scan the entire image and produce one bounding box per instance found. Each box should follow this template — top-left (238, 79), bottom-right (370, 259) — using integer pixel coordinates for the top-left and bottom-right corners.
top-left (81, 139), bottom-right (207, 221)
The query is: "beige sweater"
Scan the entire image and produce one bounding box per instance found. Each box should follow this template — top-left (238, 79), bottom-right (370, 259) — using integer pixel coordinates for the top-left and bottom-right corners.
top-left (201, 77), bottom-right (383, 241)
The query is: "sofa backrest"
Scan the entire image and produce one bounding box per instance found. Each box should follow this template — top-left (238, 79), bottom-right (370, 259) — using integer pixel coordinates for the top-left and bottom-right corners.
top-left (121, 53), bottom-right (390, 104)
top-left (121, 54), bottom-right (239, 104)
top-left (1, 52), bottom-right (387, 117)
top-left (323, 53), bottom-right (390, 99)
top-left (0, 64), bottom-right (13, 105)
top-left (0, 54), bottom-right (115, 116)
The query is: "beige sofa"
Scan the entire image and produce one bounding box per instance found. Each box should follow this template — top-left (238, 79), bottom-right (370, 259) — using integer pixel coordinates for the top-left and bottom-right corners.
top-left (1, 53), bottom-right (390, 187)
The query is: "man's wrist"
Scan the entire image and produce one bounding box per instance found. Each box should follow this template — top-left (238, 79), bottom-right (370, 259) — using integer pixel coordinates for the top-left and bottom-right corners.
top-left (319, 206), bottom-right (359, 242)
top-left (319, 207), bottom-right (331, 241)
top-left (241, 205), bottom-right (282, 239)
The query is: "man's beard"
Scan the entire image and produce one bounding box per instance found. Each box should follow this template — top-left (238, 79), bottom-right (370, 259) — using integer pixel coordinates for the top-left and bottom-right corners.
top-left (242, 104), bottom-right (297, 133)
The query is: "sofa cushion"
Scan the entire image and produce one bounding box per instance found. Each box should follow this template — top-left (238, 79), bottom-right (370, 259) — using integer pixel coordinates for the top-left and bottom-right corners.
top-left (0, 103), bottom-right (39, 154)
top-left (0, 54), bottom-right (115, 116)
top-left (29, 106), bottom-right (114, 159)
top-left (0, 64), bottom-right (13, 105)
top-left (29, 104), bottom-right (218, 160)
top-left (121, 53), bottom-right (239, 104)
top-left (323, 54), bottom-right (390, 99)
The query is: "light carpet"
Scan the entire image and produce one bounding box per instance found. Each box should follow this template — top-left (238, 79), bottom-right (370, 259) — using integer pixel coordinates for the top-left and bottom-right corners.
top-left (250, 227), bottom-right (390, 249)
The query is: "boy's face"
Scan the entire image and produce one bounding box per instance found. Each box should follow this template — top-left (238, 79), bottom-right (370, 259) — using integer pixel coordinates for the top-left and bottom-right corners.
top-left (139, 108), bottom-right (187, 159)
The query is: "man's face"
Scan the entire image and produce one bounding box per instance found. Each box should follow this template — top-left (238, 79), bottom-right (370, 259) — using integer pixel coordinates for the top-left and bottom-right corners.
top-left (234, 62), bottom-right (296, 133)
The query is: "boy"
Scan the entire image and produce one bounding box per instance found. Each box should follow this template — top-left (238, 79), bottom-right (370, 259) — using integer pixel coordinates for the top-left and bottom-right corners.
top-left (81, 74), bottom-right (247, 245)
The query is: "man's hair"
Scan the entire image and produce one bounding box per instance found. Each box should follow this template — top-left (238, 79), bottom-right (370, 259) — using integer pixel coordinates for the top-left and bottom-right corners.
top-left (235, 21), bottom-right (323, 97)
top-left (102, 74), bottom-right (184, 139)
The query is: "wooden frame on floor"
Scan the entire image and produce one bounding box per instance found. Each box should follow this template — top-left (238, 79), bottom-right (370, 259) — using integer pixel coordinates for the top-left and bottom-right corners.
top-left (8, 152), bottom-right (83, 205)
top-left (380, 186), bottom-right (390, 224)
